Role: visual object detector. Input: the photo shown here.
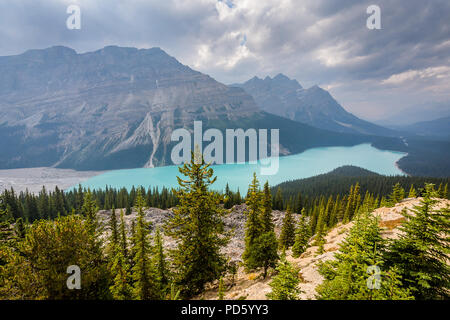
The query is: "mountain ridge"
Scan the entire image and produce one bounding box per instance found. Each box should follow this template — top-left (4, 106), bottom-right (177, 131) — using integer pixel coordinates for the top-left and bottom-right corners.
top-left (0, 46), bottom-right (379, 171)
top-left (394, 115), bottom-right (450, 138)
top-left (232, 74), bottom-right (397, 136)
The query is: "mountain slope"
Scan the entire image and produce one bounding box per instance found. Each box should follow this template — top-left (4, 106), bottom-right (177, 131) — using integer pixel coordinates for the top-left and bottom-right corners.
top-left (272, 165), bottom-right (450, 198)
top-left (96, 197), bottom-right (450, 300)
top-left (232, 74), bottom-right (396, 136)
top-left (0, 46), bottom-right (375, 170)
top-left (397, 115), bottom-right (450, 138)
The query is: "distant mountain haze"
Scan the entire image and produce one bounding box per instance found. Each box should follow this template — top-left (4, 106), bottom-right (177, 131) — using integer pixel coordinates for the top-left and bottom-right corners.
top-left (232, 74), bottom-right (397, 136)
top-left (395, 116), bottom-right (450, 138)
top-left (0, 46), bottom-right (380, 170)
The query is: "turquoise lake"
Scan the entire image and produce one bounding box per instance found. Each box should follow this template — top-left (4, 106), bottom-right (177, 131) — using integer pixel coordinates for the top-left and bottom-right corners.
top-left (75, 144), bottom-right (406, 192)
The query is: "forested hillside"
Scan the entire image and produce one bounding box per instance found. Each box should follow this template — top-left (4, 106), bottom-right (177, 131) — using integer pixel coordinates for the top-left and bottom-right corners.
top-left (272, 166), bottom-right (449, 202)
top-left (1, 159), bottom-right (449, 300)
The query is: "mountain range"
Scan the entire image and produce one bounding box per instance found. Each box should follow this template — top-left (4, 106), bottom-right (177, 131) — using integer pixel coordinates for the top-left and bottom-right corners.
top-left (392, 116), bottom-right (450, 139)
top-left (1, 45), bottom-right (449, 177)
top-left (0, 46), bottom-right (378, 170)
top-left (232, 74), bottom-right (395, 136)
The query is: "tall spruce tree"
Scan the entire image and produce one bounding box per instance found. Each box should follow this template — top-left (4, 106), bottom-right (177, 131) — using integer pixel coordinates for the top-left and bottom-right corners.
top-left (279, 205), bottom-right (296, 250)
top-left (131, 190), bottom-right (158, 300)
top-left (242, 173), bottom-right (263, 270)
top-left (384, 184), bottom-right (450, 299)
top-left (317, 211), bottom-right (413, 300)
top-left (295, 192), bottom-right (303, 213)
top-left (388, 183), bottom-right (405, 206)
top-left (274, 187), bottom-right (284, 210)
top-left (165, 151), bottom-right (229, 297)
top-left (14, 218), bottom-right (26, 239)
top-left (107, 207), bottom-right (119, 255)
top-left (266, 256), bottom-right (301, 300)
top-left (292, 210), bottom-right (311, 258)
top-left (110, 244), bottom-right (133, 300)
top-left (153, 227), bottom-right (170, 298)
top-left (254, 181), bottom-right (279, 278)
top-left (224, 183), bottom-right (233, 209)
top-left (81, 190), bottom-right (99, 234)
top-left (118, 209), bottom-right (128, 259)
top-left (408, 185), bottom-right (417, 198)
top-left (261, 182), bottom-right (274, 233)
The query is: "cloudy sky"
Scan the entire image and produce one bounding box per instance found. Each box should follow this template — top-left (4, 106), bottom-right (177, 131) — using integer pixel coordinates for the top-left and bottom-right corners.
top-left (1, 0), bottom-right (449, 123)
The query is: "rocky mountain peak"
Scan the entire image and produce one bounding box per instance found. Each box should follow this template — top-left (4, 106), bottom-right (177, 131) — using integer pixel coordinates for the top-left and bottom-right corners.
top-left (0, 45), bottom-right (260, 170)
top-left (234, 74), bottom-right (393, 136)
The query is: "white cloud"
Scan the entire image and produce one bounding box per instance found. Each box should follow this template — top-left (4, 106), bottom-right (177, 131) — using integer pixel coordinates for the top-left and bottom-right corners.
top-left (381, 66), bottom-right (450, 85)
top-left (0, 0), bottom-right (450, 120)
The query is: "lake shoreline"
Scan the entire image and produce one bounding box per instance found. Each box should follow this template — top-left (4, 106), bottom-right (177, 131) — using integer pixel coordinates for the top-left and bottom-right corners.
top-left (0, 144), bottom-right (407, 194)
top-left (0, 167), bottom-right (106, 194)
top-left (73, 144), bottom-right (407, 193)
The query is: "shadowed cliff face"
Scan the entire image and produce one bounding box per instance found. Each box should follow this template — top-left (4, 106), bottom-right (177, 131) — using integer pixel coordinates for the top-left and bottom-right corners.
top-left (0, 46), bottom-right (260, 170)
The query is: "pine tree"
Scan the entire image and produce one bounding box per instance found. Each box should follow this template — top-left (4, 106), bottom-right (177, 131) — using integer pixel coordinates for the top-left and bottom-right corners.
top-left (328, 195), bottom-right (340, 227)
top-left (109, 244), bottom-right (133, 300)
top-left (224, 183), bottom-right (233, 209)
top-left (274, 187), bottom-right (283, 210)
top-left (37, 186), bottom-right (50, 220)
top-left (131, 190), bottom-right (158, 300)
top-left (108, 207), bottom-right (119, 252)
top-left (248, 181), bottom-right (279, 278)
top-left (314, 229), bottom-right (326, 256)
top-left (165, 150), bottom-right (229, 297)
top-left (218, 277), bottom-right (224, 300)
top-left (126, 201), bottom-right (132, 215)
top-left (4, 215), bottom-right (111, 299)
top-left (81, 190), bottom-right (99, 234)
top-left (235, 188), bottom-right (242, 205)
top-left (261, 181), bottom-right (274, 233)
top-left (295, 192), bottom-right (303, 213)
top-left (343, 183), bottom-right (361, 223)
top-left (255, 231), bottom-right (279, 279)
top-left (153, 227), bottom-right (169, 298)
top-left (388, 183), bottom-right (405, 206)
top-left (317, 211), bottom-right (413, 300)
top-left (437, 183), bottom-right (444, 198)
top-left (384, 184), bottom-right (450, 299)
top-left (337, 195), bottom-right (347, 222)
top-left (408, 185), bottom-right (417, 198)
top-left (266, 256), bottom-right (301, 300)
top-left (14, 217), bottom-right (26, 239)
top-left (118, 209), bottom-right (128, 259)
top-left (315, 204), bottom-right (327, 235)
top-left (242, 173), bottom-right (263, 270)
top-left (279, 205), bottom-right (296, 250)
top-left (292, 210), bottom-right (311, 258)
top-left (380, 196), bottom-right (388, 207)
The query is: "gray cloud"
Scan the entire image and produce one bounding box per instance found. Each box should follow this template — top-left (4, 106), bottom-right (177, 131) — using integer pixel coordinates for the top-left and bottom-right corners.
top-left (0, 0), bottom-right (449, 122)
